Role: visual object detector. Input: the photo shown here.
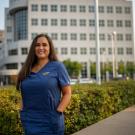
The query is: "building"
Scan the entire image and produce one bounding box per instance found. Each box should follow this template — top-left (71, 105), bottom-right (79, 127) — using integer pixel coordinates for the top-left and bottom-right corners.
top-left (0, 0), bottom-right (134, 84)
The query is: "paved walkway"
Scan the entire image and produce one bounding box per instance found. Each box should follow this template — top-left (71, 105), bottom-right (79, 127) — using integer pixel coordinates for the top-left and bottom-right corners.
top-left (72, 105), bottom-right (135, 135)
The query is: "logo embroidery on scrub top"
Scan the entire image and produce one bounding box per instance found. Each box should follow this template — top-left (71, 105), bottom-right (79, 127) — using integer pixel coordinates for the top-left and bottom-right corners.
top-left (42, 72), bottom-right (50, 76)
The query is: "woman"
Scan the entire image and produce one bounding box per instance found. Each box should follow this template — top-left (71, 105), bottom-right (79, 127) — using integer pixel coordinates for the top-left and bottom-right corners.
top-left (16, 34), bottom-right (71, 135)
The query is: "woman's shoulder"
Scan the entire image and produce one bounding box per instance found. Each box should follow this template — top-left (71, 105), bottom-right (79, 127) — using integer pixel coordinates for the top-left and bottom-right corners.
top-left (50, 61), bottom-right (63, 67)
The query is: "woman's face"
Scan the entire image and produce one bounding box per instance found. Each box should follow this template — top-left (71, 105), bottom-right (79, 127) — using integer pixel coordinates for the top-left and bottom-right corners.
top-left (35, 36), bottom-right (50, 60)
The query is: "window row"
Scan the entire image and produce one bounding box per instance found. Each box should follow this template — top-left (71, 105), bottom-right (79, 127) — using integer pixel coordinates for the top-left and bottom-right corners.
top-left (31, 4), bottom-right (131, 14)
top-left (31, 18), bottom-right (132, 27)
top-left (7, 47), bottom-right (132, 56)
top-left (31, 33), bottom-right (132, 41)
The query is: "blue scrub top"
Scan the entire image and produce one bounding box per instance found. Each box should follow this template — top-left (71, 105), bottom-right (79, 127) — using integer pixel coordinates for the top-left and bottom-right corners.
top-left (20, 61), bottom-right (70, 135)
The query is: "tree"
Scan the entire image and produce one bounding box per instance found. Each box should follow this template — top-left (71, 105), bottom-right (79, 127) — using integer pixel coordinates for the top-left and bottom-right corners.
top-left (90, 62), bottom-right (96, 78)
top-left (117, 61), bottom-right (125, 75)
top-left (126, 62), bottom-right (135, 78)
top-left (63, 59), bottom-right (82, 78)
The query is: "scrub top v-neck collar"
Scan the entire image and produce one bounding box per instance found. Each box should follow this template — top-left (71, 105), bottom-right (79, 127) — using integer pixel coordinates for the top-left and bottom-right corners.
top-left (31, 61), bottom-right (50, 74)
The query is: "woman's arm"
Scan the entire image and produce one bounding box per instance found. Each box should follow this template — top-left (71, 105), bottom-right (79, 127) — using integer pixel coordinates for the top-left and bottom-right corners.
top-left (57, 85), bottom-right (71, 113)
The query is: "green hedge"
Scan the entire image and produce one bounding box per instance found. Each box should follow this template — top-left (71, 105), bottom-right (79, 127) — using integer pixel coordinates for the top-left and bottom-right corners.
top-left (0, 80), bottom-right (135, 135)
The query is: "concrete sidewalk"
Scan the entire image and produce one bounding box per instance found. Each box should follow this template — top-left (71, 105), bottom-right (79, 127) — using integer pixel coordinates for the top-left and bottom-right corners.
top-left (72, 105), bottom-right (135, 135)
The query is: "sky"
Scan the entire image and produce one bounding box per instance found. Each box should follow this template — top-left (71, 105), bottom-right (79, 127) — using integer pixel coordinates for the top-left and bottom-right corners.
top-left (0, 0), bottom-right (9, 30)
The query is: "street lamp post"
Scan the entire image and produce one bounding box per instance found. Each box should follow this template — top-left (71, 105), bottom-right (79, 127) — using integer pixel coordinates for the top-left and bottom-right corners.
top-left (95, 0), bottom-right (101, 84)
top-left (111, 31), bottom-right (117, 78)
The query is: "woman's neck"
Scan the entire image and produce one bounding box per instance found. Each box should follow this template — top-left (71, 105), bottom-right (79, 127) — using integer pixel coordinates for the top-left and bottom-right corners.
top-left (37, 58), bottom-right (49, 67)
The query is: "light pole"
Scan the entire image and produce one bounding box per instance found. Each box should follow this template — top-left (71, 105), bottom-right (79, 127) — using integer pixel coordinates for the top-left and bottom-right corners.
top-left (111, 31), bottom-right (117, 78)
top-left (95, 0), bottom-right (101, 84)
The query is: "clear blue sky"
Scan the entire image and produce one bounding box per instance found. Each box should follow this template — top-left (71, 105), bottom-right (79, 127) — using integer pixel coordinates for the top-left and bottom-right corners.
top-left (0, 0), bottom-right (9, 30)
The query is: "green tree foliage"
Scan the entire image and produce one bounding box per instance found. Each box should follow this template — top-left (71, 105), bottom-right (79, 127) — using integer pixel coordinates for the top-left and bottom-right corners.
top-left (63, 59), bottom-right (82, 78)
top-left (118, 61), bottom-right (125, 75)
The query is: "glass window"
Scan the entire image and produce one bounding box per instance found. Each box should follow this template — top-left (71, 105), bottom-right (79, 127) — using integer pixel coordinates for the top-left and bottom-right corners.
top-left (21, 48), bottom-right (28, 55)
top-left (89, 33), bottom-right (95, 40)
top-left (125, 7), bottom-right (131, 14)
top-left (89, 5), bottom-right (95, 13)
top-left (125, 20), bottom-right (131, 27)
top-left (61, 48), bottom-right (68, 54)
top-left (60, 19), bottom-right (67, 26)
top-left (70, 33), bottom-right (77, 40)
top-left (51, 5), bottom-right (58, 12)
top-left (116, 20), bottom-right (123, 27)
top-left (60, 5), bottom-right (67, 12)
top-left (7, 26), bottom-right (12, 32)
top-left (108, 48), bottom-right (112, 55)
top-left (116, 6), bottom-right (122, 13)
top-left (70, 19), bottom-right (77, 26)
top-left (117, 48), bottom-right (124, 55)
top-left (41, 19), bottom-right (48, 26)
top-left (79, 5), bottom-right (86, 12)
top-left (107, 34), bottom-right (112, 41)
top-left (80, 19), bottom-right (86, 26)
top-left (125, 34), bottom-right (132, 41)
top-left (99, 6), bottom-right (104, 13)
top-left (41, 5), bottom-right (48, 12)
top-left (31, 4), bottom-right (38, 11)
top-left (80, 33), bottom-right (87, 40)
top-left (107, 20), bottom-right (114, 27)
top-left (89, 19), bottom-right (95, 26)
top-left (117, 34), bottom-right (123, 41)
top-left (8, 49), bottom-right (18, 56)
top-left (51, 19), bottom-right (58, 26)
top-left (81, 62), bottom-right (87, 78)
top-left (31, 33), bottom-right (38, 40)
top-left (51, 33), bottom-right (58, 40)
top-left (99, 34), bottom-right (105, 40)
top-left (99, 20), bottom-right (105, 27)
top-left (31, 18), bottom-right (38, 26)
top-left (126, 48), bottom-right (132, 54)
top-left (107, 6), bottom-right (113, 13)
top-left (90, 48), bottom-right (96, 54)
top-left (71, 48), bottom-right (77, 54)
top-left (80, 48), bottom-right (87, 55)
top-left (6, 63), bottom-right (18, 69)
top-left (61, 33), bottom-right (68, 40)
top-left (100, 48), bottom-right (106, 54)
top-left (70, 5), bottom-right (77, 12)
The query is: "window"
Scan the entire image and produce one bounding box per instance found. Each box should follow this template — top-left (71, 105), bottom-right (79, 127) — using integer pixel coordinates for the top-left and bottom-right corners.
top-left (108, 48), bottom-right (112, 55)
top-left (61, 48), bottom-right (68, 54)
top-left (6, 63), bottom-right (18, 69)
top-left (89, 19), bottom-right (95, 26)
top-left (116, 6), bottom-right (122, 13)
top-left (51, 19), bottom-right (58, 26)
top-left (51, 5), bottom-right (57, 12)
top-left (80, 33), bottom-right (87, 40)
top-left (61, 33), bottom-right (68, 40)
top-left (41, 5), bottom-right (48, 12)
top-left (89, 6), bottom-right (95, 13)
top-left (80, 19), bottom-right (86, 26)
top-left (31, 18), bottom-right (38, 26)
top-left (21, 48), bottom-right (28, 55)
top-left (116, 20), bottom-right (123, 27)
top-left (70, 5), bottom-right (76, 12)
top-left (107, 34), bottom-right (112, 41)
top-left (8, 49), bottom-right (18, 56)
top-left (117, 34), bottom-right (123, 41)
top-left (54, 48), bottom-right (58, 54)
top-left (125, 34), bottom-right (132, 41)
top-left (31, 33), bottom-right (38, 40)
top-left (60, 19), bottom-right (67, 26)
top-left (70, 33), bottom-right (77, 40)
top-left (117, 48), bottom-right (124, 55)
top-left (81, 62), bottom-right (87, 78)
top-left (7, 39), bottom-right (12, 44)
top-left (90, 48), bottom-right (96, 55)
top-left (31, 4), bottom-right (38, 11)
top-left (71, 48), bottom-right (77, 54)
top-left (99, 6), bottom-right (104, 13)
top-left (125, 7), bottom-right (131, 14)
top-left (70, 19), bottom-right (77, 26)
top-left (79, 5), bottom-right (86, 12)
top-left (125, 20), bottom-right (131, 27)
top-left (80, 48), bottom-right (87, 55)
top-left (99, 34), bottom-right (105, 40)
top-left (99, 20), bottom-right (105, 27)
top-left (41, 19), bottom-right (48, 26)
top-left (107, 6), bottom-right (113, 13)
top-left (51, 33), bottom-right (58, 40)
top-left (107, 20), bottom-right (114, 27)
top-left (7, 26), bottom-right (12, 32)
top-left (89, 33), bottom-right (95, 40)
top-left (126, 48), bottom-right (132, 54)
top-left (60, 5), bottom-right (67, 12)
top-left (100, 48), bottom-right (106, 54)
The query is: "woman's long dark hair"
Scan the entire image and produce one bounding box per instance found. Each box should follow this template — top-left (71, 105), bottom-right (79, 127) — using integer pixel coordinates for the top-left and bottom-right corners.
top-left (16, 34), bottom-right (58, 90)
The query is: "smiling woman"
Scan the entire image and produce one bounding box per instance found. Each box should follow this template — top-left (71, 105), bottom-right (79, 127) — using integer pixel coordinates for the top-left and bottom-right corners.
top-left (16, 34), bottom-right (72, 135)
